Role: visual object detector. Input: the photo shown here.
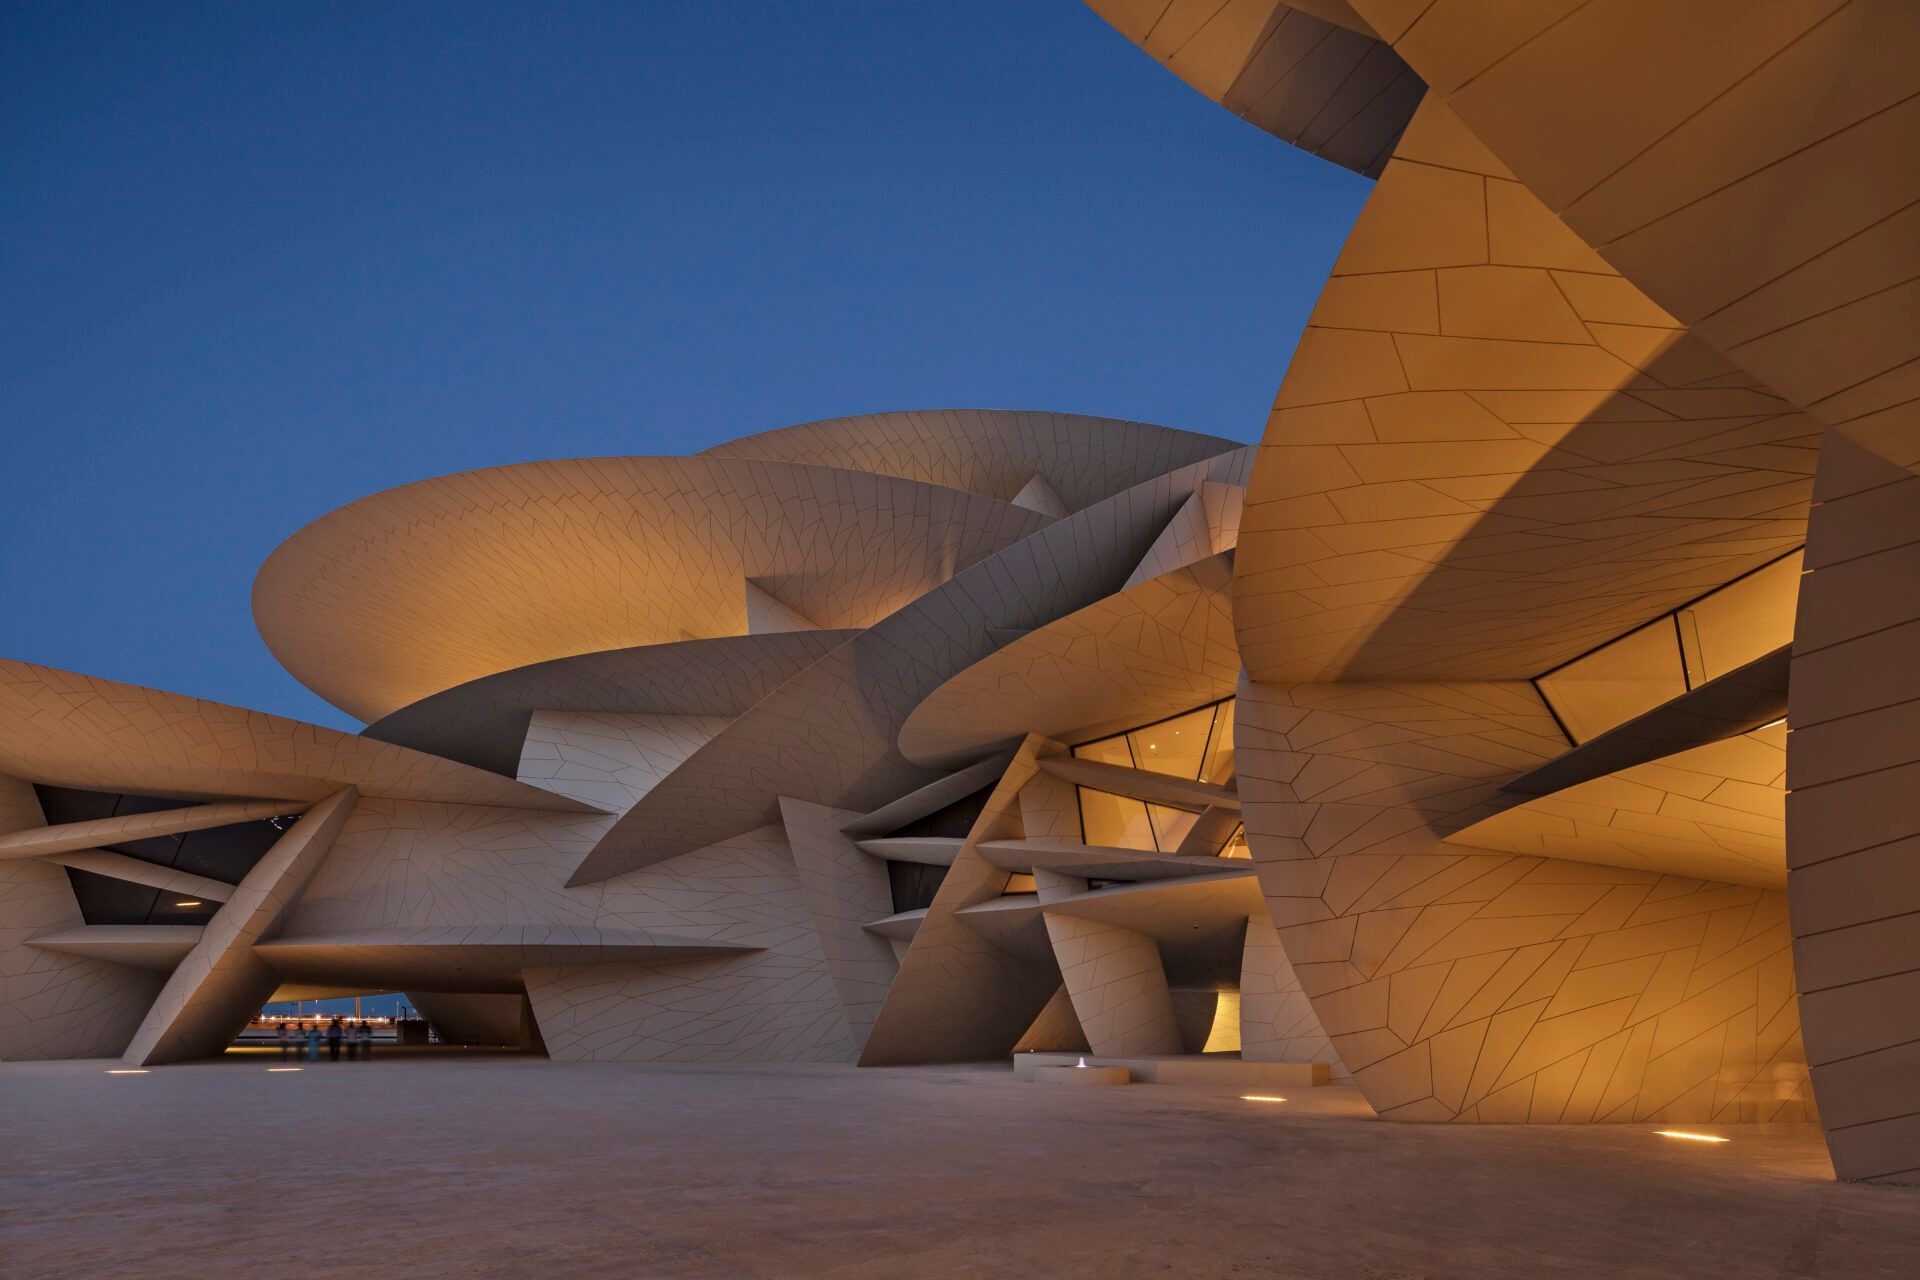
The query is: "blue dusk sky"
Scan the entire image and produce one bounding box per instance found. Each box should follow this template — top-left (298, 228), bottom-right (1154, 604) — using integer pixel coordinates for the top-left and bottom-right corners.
top-left (0, 1), bottom-right (1368, 733)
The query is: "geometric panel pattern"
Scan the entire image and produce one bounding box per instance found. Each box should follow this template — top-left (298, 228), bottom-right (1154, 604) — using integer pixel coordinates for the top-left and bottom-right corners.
top-left (1450, 726), bottom-right (1787, 890)
top-left (122, 787), bottom-right (359, 1066)
top-left (0, 774), bottom-right (163, 1060)
top-left (900, 548), bottom-right (1243, 766)
top-left (0, 798), bottom-right (308, 861)
top-left (1787, 427), bottom-right (1920, 1184)
top-left (1232, 95), bottom-right (1819, 686)
top-left (363, 629), bottom-right (854, 777)
top-left (779, 797), bottom-right (900, 1053)
top-left (860, 738), bottom-right (1061, 1065)
top-left (702, 407), bottom-right (1238, 514)
top-left (1240, 910), bottom-right (1345, 1076)
top-left (1083, 1), bottom-right (1423, 177)
top-left (1042, 910), bottom-right (1184, 1057)
top-left (0, 658), bottom-right (586, 813)
top-left (517, 711), bottom-right (735, 812)
top-left (254, 454), bottom-right (1058, 722)
top-left (1236, 677), bottom-right (1814, 1123)
top-left (525, 825), bottom-right (859, 1065)
top-left (574, 448), bottom-right (1253, 884)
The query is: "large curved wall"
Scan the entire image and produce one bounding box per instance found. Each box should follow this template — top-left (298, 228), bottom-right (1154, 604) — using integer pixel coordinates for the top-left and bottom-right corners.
top-left (254, 455), bottom-right (1055, 722)
top-left (1095, 0), bottom-right (1918, 1177)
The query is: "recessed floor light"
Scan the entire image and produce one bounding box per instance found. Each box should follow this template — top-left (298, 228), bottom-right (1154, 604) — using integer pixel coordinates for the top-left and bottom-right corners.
top-left (267, 1067), bottom-right (302, 1073)
top-left (1654, 1130), bottom-right (1729, 1143)
top-left (1241, 1094), bottom-right (1287, 1103)
top-left (105, 1069), bottom-right (148, 1075)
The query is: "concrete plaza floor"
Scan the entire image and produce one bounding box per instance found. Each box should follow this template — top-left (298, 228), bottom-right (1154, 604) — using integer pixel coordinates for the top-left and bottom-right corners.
top-left (3, 1056), bottom-right (1915, 1279)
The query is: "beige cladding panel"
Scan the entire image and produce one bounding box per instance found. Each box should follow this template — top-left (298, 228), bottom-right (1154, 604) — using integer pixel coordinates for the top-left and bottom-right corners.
top-left (1235, 677), bottom-right (1813, 1125)
top-left (1233, 95), bottom-right (1816, 688)
top-left (1787, 427), bottom-right (1920, 1184)
top-left (254, 455), bottom-right (1059, 722)
top-left (0, 776), bottom-right (164, 1061)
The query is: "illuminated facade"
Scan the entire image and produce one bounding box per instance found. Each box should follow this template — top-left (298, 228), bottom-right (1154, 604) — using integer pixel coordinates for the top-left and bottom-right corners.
top-left (2, 0), bottom-right (1915, 1191)
top-left (1087, 0), bottom-right (1920, 1184)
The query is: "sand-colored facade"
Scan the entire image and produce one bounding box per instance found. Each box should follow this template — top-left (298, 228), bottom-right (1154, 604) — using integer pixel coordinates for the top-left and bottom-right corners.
top-left (2, 4), bottom-right (1913, 1190)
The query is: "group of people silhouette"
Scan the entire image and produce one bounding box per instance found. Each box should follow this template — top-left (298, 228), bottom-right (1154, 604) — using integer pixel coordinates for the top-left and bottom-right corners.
top-left (277, 1017), bottom-right (377, 1062)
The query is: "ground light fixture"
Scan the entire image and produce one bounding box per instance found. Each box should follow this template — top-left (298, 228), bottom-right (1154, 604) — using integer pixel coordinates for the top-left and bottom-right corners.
top-left (1655, 1130), bottom-right (1731, 1143)
top-left (267, 1067), bottom-right (302, 1073)
top-left (1241, 1095), bottom-right (1287, 1103)
top-left (104, 1068), bottom-right (149, 1075)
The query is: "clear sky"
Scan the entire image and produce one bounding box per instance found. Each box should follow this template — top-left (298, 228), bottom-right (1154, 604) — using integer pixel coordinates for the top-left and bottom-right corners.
top-left (0, 1), bottom-right (1368, 733)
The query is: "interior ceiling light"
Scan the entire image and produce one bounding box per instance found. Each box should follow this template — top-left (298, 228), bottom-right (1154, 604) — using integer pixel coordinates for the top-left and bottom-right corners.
top-left (173, 900), bottom-right (202, 907)
top-left (1654, 1130), bottom-right (1729, 1143)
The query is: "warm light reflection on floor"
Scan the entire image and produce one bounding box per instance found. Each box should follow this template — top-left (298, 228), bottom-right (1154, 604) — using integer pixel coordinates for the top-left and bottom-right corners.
top-left (1240, 1095), bottom-right (1287, 1103)
top-left (1654, 1130), bottom-right (1730, 1143)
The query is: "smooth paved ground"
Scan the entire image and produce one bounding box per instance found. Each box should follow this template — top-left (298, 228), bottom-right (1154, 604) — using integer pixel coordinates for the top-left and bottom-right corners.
top-left (3, 1056), bottom-right (1915, 1278)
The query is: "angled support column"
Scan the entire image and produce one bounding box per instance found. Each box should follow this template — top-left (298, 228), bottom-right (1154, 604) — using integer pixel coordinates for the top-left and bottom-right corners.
top-left (1, 776), bottom-right (164, 1060)
top-left (1789, 426), bottom-right (1920, 1184)
top-left (780, 797), bottom-right (899, 1052)
top-left (1042, 909), bottom-right (1182, 1057)
top-left (859, 737), bottom-right (1062, 1065)
top-left (1236, 677), bottom-right (1814, 1123)
top-left (122, 787), bottom-right (357, 1065)
top-left (1240, 911), bottom-right (1343, 1076)
top-left (0, 799), bottom-right (309, 860)
top-left (41, 850), bottom-right (233, 904)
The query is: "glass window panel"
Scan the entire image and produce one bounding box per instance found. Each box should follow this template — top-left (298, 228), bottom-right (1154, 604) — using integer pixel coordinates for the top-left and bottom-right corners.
top-left (1200, 699), bottom-right (1235, 785)
top-left (886, 861), bottom-right (948, 914)
top-left (1219, 825), bottom-right (1251, 859)
top-left (1077, 787), bottom-right (1157, 851)
top-left (64, 868), bottom-right (160, 926)
top-left (174, 817), bottom-right (292, 883)
top-left (1002, 873), bottom-right (1037, 894)
top-left (1127, 706), bottom-right (1215, 779)
top-left (1678, 551), bottom-right (1802, 683)
top-left (1072, 735), bottom-right (1134, 767)
top-left (32, 784), bottom-right (119, 825)
top-left (1537, 621), bottom-right (1688, 743)
top-left (1146, 804), bottom-right (1199, 852)
top-left (145, 895), bottom-right (219, 926)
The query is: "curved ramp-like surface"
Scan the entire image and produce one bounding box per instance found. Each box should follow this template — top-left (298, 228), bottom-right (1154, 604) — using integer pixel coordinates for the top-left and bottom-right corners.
top-left (1231, 95), bottom-right (1817, 686)
top-left (702, 408), bottom-right (1238, 514)
top-left (1451, 726), bottom-right (1787, 891)
top-left (0, 659), bottom-right (590, 813)
top-left (1085, 0), bottom-right (1422, 177)
top-left (365, 630), bottom-right (857, 776)
top-left (899, 554), bottom-right (1239, 767)
top-left (569, 450), bottom-right (1253, 885)
top-left (255, 455), bottom-right (1054, 722)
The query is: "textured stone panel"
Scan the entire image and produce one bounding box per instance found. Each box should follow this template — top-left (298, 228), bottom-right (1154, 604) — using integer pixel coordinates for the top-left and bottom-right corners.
top-left (123, 787), bottom-right (359, 1066)
top-left (0, 776), bottom-right (162, 1060)
top-left (1235, 677), bottom-right (1814, 1124)
top-left (780, 798), bottom-right (899, 1051)
top-left (255, 455), bottom-right (1057, 721)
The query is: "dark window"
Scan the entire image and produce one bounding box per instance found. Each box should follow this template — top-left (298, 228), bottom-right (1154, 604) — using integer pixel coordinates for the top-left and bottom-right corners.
top-left (35, 784), bottom-right (295, 926)
top-left (886, 784), bottom-right (996, 840)
top-left (887, 860), bottom-right (948, 914)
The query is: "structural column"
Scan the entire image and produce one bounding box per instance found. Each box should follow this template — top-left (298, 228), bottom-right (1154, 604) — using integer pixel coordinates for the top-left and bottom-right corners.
top-left (1787, 425), bottom-right (1920, 1183)
top-left (123, 787), bottom-right (358, 1065)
